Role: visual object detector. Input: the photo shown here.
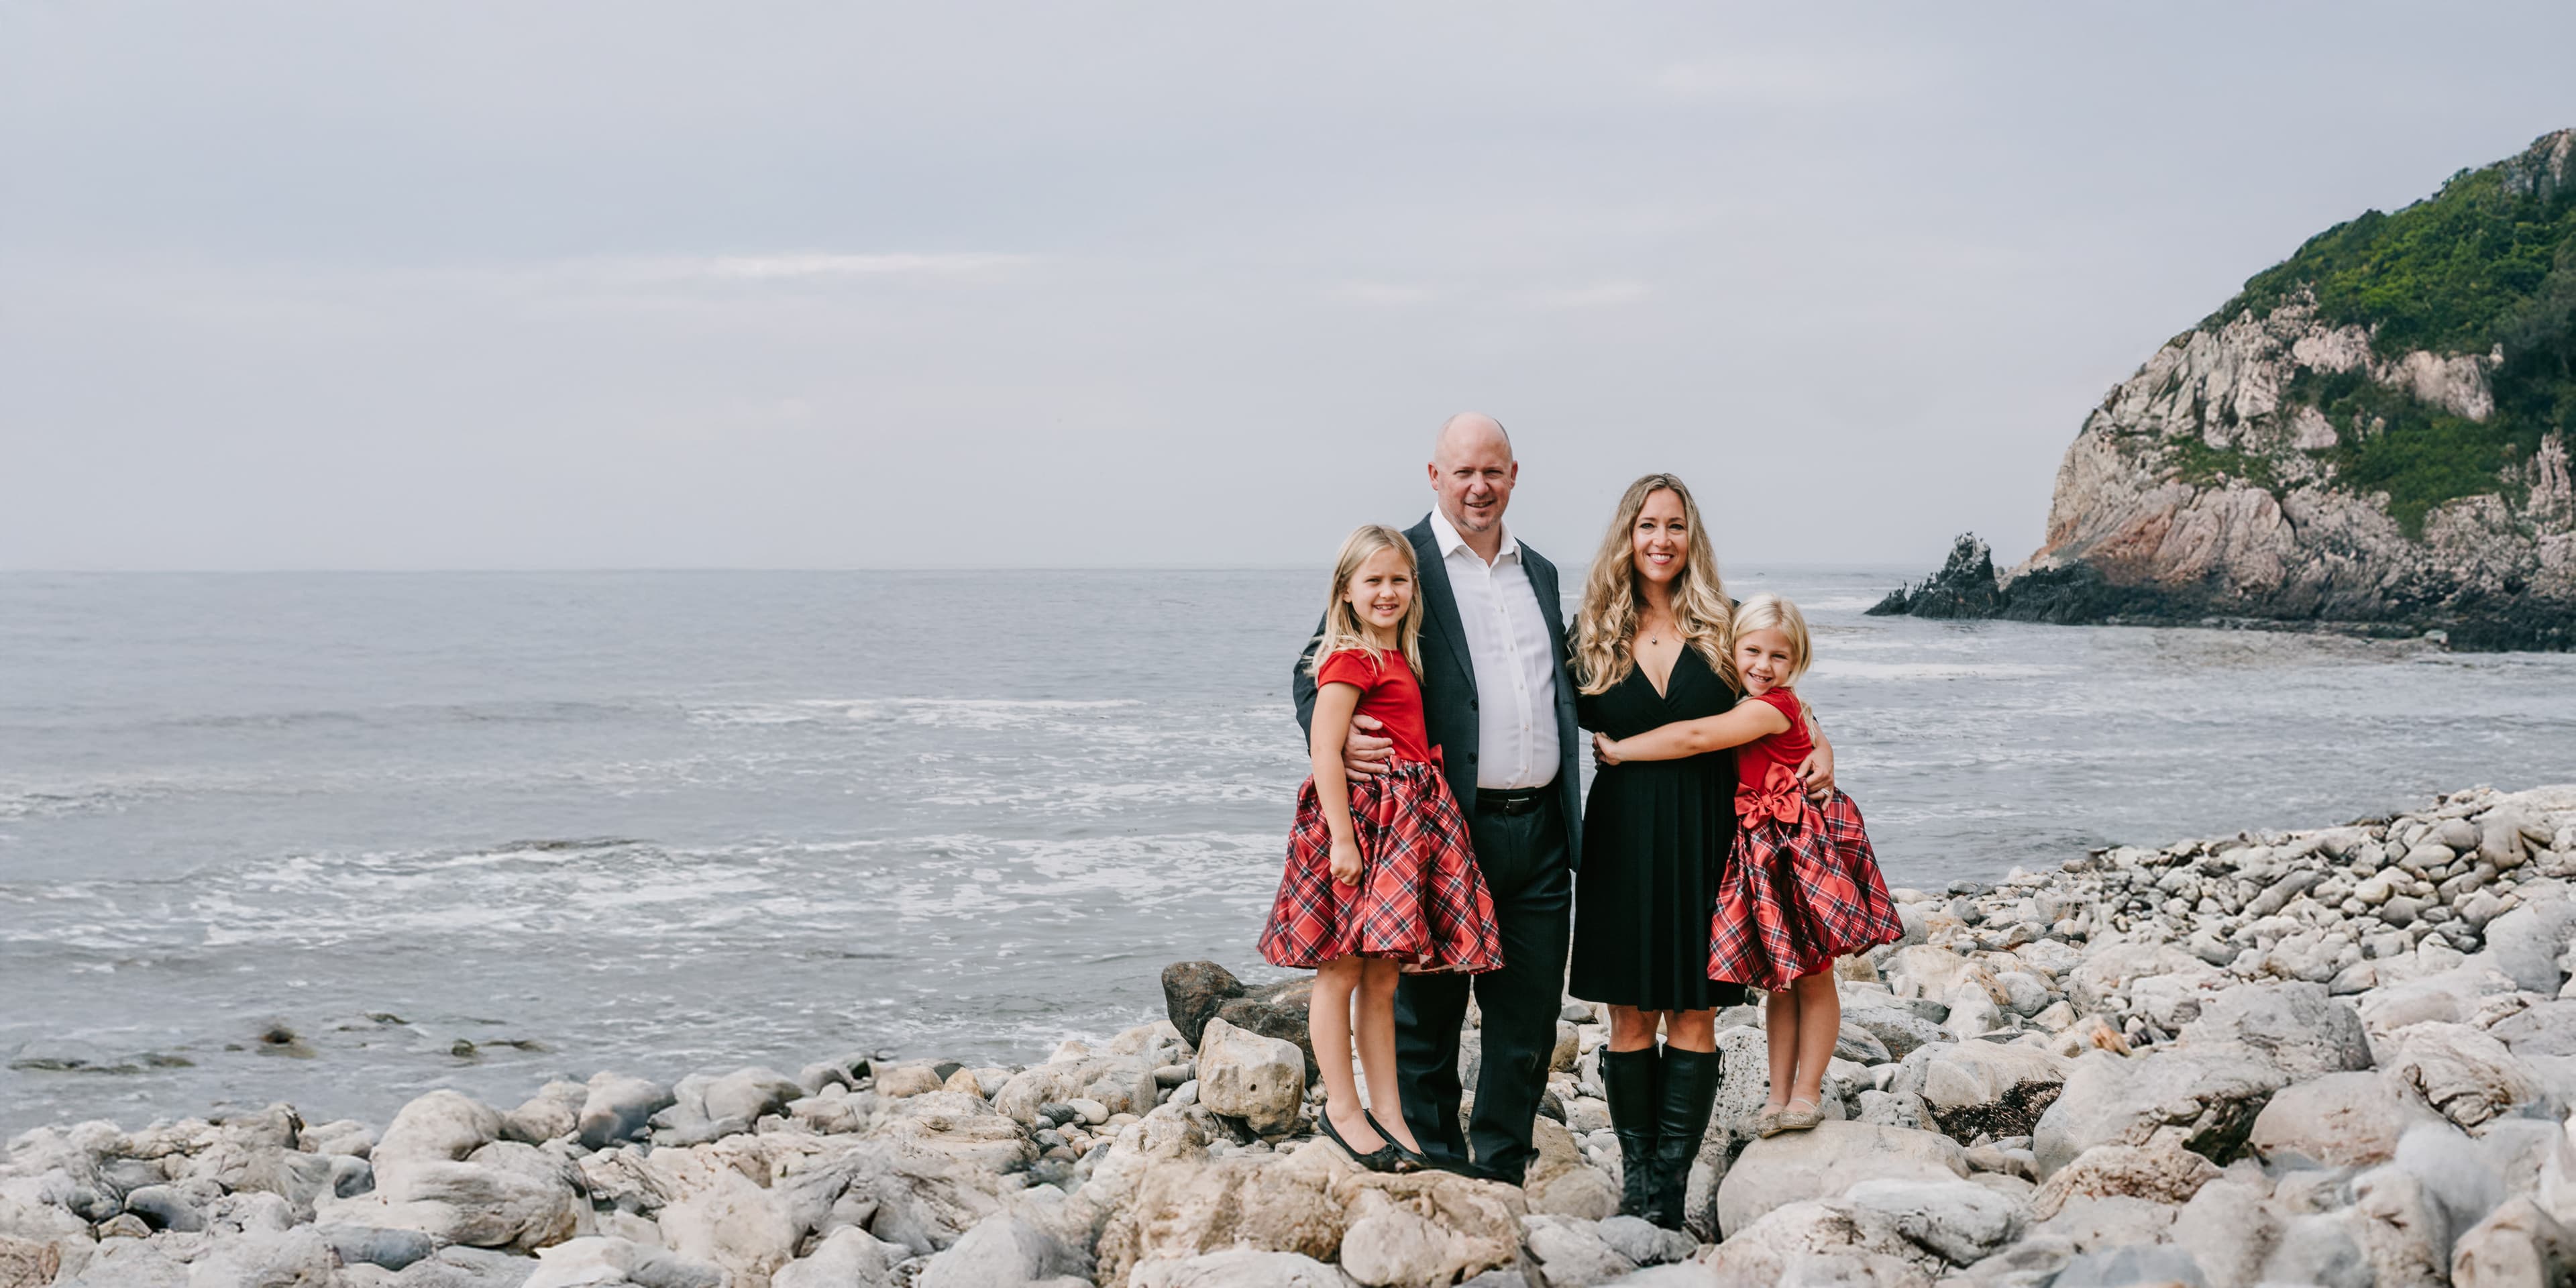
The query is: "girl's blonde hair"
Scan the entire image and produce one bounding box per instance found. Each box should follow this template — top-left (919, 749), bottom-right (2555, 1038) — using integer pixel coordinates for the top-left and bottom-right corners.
top-left (1731, 594), bottom-right (1813, 686)
top-left (1308, 525), bottom-right (1426, 680)
top-left (1574, 474), bottom-right (1733, 695)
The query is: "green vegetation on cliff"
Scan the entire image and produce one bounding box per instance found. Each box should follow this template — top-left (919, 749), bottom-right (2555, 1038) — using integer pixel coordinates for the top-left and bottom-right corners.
top-left (2206, 130), bottom-right (2576, 533)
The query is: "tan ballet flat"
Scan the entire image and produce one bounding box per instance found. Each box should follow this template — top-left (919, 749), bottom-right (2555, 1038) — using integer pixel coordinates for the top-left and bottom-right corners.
top-left (1775, 1098), bottom-right (1823, 1132)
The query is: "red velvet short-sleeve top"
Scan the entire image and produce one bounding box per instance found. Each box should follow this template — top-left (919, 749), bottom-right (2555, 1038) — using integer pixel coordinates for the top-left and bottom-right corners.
top-left (1315, 648), bottom-right (1434, 765)
top-left (1736, 687), bottom-right (1811, 790)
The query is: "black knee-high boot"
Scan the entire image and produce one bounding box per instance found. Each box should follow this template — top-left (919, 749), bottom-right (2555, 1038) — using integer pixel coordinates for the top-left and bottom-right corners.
top-left (1648, 1047), bottom-right (1723, 1231)
top-left (1598, 1046), bottom-right (1662, 1220)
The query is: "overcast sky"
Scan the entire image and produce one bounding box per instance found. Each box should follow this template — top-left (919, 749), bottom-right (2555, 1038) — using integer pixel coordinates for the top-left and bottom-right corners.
top-left (4, 4), bottom-right (2573, 572)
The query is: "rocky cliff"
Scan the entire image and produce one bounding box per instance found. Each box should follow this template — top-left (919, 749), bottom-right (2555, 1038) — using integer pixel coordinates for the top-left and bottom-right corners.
top-left (1876, 129), bottom-right (2576, 651)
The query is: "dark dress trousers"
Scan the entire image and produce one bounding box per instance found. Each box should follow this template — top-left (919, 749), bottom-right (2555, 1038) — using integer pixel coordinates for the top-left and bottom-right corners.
top-left (1292, 514), bottom-right (1583, 1184)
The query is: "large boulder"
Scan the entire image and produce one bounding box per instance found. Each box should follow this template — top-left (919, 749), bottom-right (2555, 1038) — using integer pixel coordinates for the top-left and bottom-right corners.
top-left (1128, 1249), bottom-right (1349, 1288)
top-left (1094, 1142), bottom-right (1521, 1288)
top-left (1213, 979), bottom-right (1319, 1082)
top-left (773, 1226), bottom-right (906, 1288)
top-left (1519, 1214), bottom-right (1636, 1287)
top-left (1841, 1006), bottom-right (1951, 1063)
top-left (578, 1074), bottom-right (676, 1150)
top-left (1841, 1176), bottom-right (2029, 1267)
top-left (2451, 1196), bottom-right (2576, 1288)
top-left (2032, 1046), bottom-right (2287, 1177)
top-left (2031, 1138), bottom-right (2221, 1222)
top-left (1162, 961), bottom-right (1250, 1050)
top-left (372, 1091), bottom-right (504, 1187)
top-left (916, 1212), bottom-right (1089, 1288)
top-left (2482, 898), bottom-right (2576, 994)
top-left (1890, 1042), bottom-right (2067, 1140)
top-left (2379, 1022), bottom-right (2544, 1132)
top-left (2172, 1175), bottom-right (2285, 1288)
top-left (1714, 1122), bottom-right (1968, 1238)
top-left (1699, 1198), bottom-right (1943, 1287)
top-left (1523, 1118), bottom-right (1619, 1221)
top-left (2249, 1071), bottom-right (2443, 1169)
top-left (1194, 1018), bottom-right (1307, 1135)
top-left (2178, 983), bottom-right (2371, 1083)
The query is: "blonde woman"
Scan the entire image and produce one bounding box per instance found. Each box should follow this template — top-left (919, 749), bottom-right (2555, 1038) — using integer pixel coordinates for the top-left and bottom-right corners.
top-left (1567, 474), bottom-right (1834, 1230)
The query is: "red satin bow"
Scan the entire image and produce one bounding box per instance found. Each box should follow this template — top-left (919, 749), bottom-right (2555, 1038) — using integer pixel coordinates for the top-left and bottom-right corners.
top-left (1736, 763), bottom-right (1807, 826)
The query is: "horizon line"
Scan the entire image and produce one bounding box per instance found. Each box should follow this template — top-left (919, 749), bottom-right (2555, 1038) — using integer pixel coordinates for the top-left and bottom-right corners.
top-left (0, 559), bottom-right (1933, 576)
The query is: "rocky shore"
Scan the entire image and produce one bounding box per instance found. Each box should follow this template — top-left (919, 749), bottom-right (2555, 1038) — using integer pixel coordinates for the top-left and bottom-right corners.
top-left (8, 782), bottom-right (2576, 1287)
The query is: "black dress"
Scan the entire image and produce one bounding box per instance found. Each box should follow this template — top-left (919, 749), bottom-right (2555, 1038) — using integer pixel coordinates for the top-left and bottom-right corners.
top-left (1568, 647), bottom-right (1752, 1012)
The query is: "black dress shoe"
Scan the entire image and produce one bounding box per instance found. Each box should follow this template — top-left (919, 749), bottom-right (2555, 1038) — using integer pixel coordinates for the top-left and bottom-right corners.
top-left (1363, 1110), bottom-right (1428, 1173)
top-left (1316, 1105), bottom-right (1399, 1172)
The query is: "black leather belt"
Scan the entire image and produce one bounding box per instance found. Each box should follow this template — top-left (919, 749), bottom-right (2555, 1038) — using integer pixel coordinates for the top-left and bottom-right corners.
top-left (1475, 787), bottom-right (1548, 816)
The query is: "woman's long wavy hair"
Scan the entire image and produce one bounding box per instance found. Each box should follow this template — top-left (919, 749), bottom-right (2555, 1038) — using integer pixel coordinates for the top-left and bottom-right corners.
top-left (1307, 524), bottom-right (1426, 680)
top-left (1574, 474), bottom-right (1733, 695)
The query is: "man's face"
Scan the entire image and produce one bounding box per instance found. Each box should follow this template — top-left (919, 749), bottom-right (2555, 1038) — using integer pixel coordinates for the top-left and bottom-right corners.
top-left (1430, 435), bottom-right (1517, 535)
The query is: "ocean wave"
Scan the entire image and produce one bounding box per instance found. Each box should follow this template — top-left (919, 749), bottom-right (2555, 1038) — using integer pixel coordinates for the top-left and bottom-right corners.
top-left (686, 697), bottom-right (1144, 730)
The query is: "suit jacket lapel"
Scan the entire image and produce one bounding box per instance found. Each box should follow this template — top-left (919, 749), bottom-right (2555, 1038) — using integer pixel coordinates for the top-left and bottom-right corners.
top-left (1527, 553), bottom-right (1569, 665)
top-left (1407, 518), bottom-right (1478, 692)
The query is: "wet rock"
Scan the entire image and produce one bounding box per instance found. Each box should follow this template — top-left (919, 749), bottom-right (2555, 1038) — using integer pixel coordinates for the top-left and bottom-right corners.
top-left (1193, 1018), bottom-right (1306, 1135)
top-left (502, 1082), bottom-right (587, 1145)
top-left (576, 1074), bottom-right (674, 1150)
top-left (701, 1066), bottom-right (803, 1125)
top-left (1162, 961), bottom-right (1250, 1051)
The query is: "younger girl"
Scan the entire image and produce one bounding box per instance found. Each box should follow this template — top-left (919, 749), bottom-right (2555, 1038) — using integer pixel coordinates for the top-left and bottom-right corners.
top-left (1591, 594), bottom-right (1903, 1138)
top-left (1259, 525), bottom-right (1505, 1171)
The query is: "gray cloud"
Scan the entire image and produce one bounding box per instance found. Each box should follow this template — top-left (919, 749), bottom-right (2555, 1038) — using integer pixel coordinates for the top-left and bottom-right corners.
top-left (4, 3), bottom-right (2573, 570)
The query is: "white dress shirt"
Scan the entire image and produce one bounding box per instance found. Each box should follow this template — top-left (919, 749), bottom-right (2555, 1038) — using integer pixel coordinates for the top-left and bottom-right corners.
top-left (1428, 508), bottom-right (1562, 790)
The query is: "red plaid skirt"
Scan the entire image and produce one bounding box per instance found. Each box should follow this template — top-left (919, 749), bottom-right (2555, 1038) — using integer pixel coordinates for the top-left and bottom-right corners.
top-left (1258, 760), bottom-right (1504, 972)
top-left (1708, 771), bottom-right (1904, 991)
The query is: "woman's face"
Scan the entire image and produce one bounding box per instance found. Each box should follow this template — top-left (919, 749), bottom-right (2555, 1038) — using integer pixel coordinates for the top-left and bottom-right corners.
top-left (1343, 545), bottom-right (1415, 635)
top-left (1629, 488), bottom-right (1688, 589)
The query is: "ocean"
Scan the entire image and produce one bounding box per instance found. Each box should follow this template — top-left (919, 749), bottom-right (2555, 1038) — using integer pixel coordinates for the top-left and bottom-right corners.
top-left (3, 568), bottom-right (2571, 1137)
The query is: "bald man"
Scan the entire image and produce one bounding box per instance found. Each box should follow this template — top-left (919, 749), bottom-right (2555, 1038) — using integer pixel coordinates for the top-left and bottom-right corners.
top-left (1293, 412), bottom-right (1580, 1185)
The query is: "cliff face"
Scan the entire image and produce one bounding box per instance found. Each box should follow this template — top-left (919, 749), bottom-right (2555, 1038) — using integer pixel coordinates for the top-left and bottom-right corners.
top-left (1877, 129), bottom-right (2576, 651)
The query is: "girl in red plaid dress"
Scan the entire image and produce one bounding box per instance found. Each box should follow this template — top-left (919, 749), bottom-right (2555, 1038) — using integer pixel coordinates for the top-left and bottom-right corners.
top-left (1260, 525), bottom-right (1504, 1172)
top-left (1592, 595), bottom-right (1902, 1138)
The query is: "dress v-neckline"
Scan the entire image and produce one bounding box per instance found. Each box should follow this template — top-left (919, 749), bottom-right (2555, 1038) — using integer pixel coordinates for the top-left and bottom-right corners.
top-left (1639, 643), bottom-right (1689, 702)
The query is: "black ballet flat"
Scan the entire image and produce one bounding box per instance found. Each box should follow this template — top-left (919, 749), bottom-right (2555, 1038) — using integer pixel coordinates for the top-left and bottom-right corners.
top-left (1316, 1105), bottom-right (1400, 1172)
top-left (1364, 1110), bottom-right (1428, 1174)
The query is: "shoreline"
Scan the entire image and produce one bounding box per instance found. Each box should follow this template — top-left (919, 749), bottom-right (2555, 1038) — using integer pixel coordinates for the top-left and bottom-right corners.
top-left (5, 782), bottom-right (2574, 1287)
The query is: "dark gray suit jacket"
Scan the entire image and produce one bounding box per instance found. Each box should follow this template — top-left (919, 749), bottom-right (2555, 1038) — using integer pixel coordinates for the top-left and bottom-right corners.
top-left (1292, 514), bottom-right (1586, 865)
